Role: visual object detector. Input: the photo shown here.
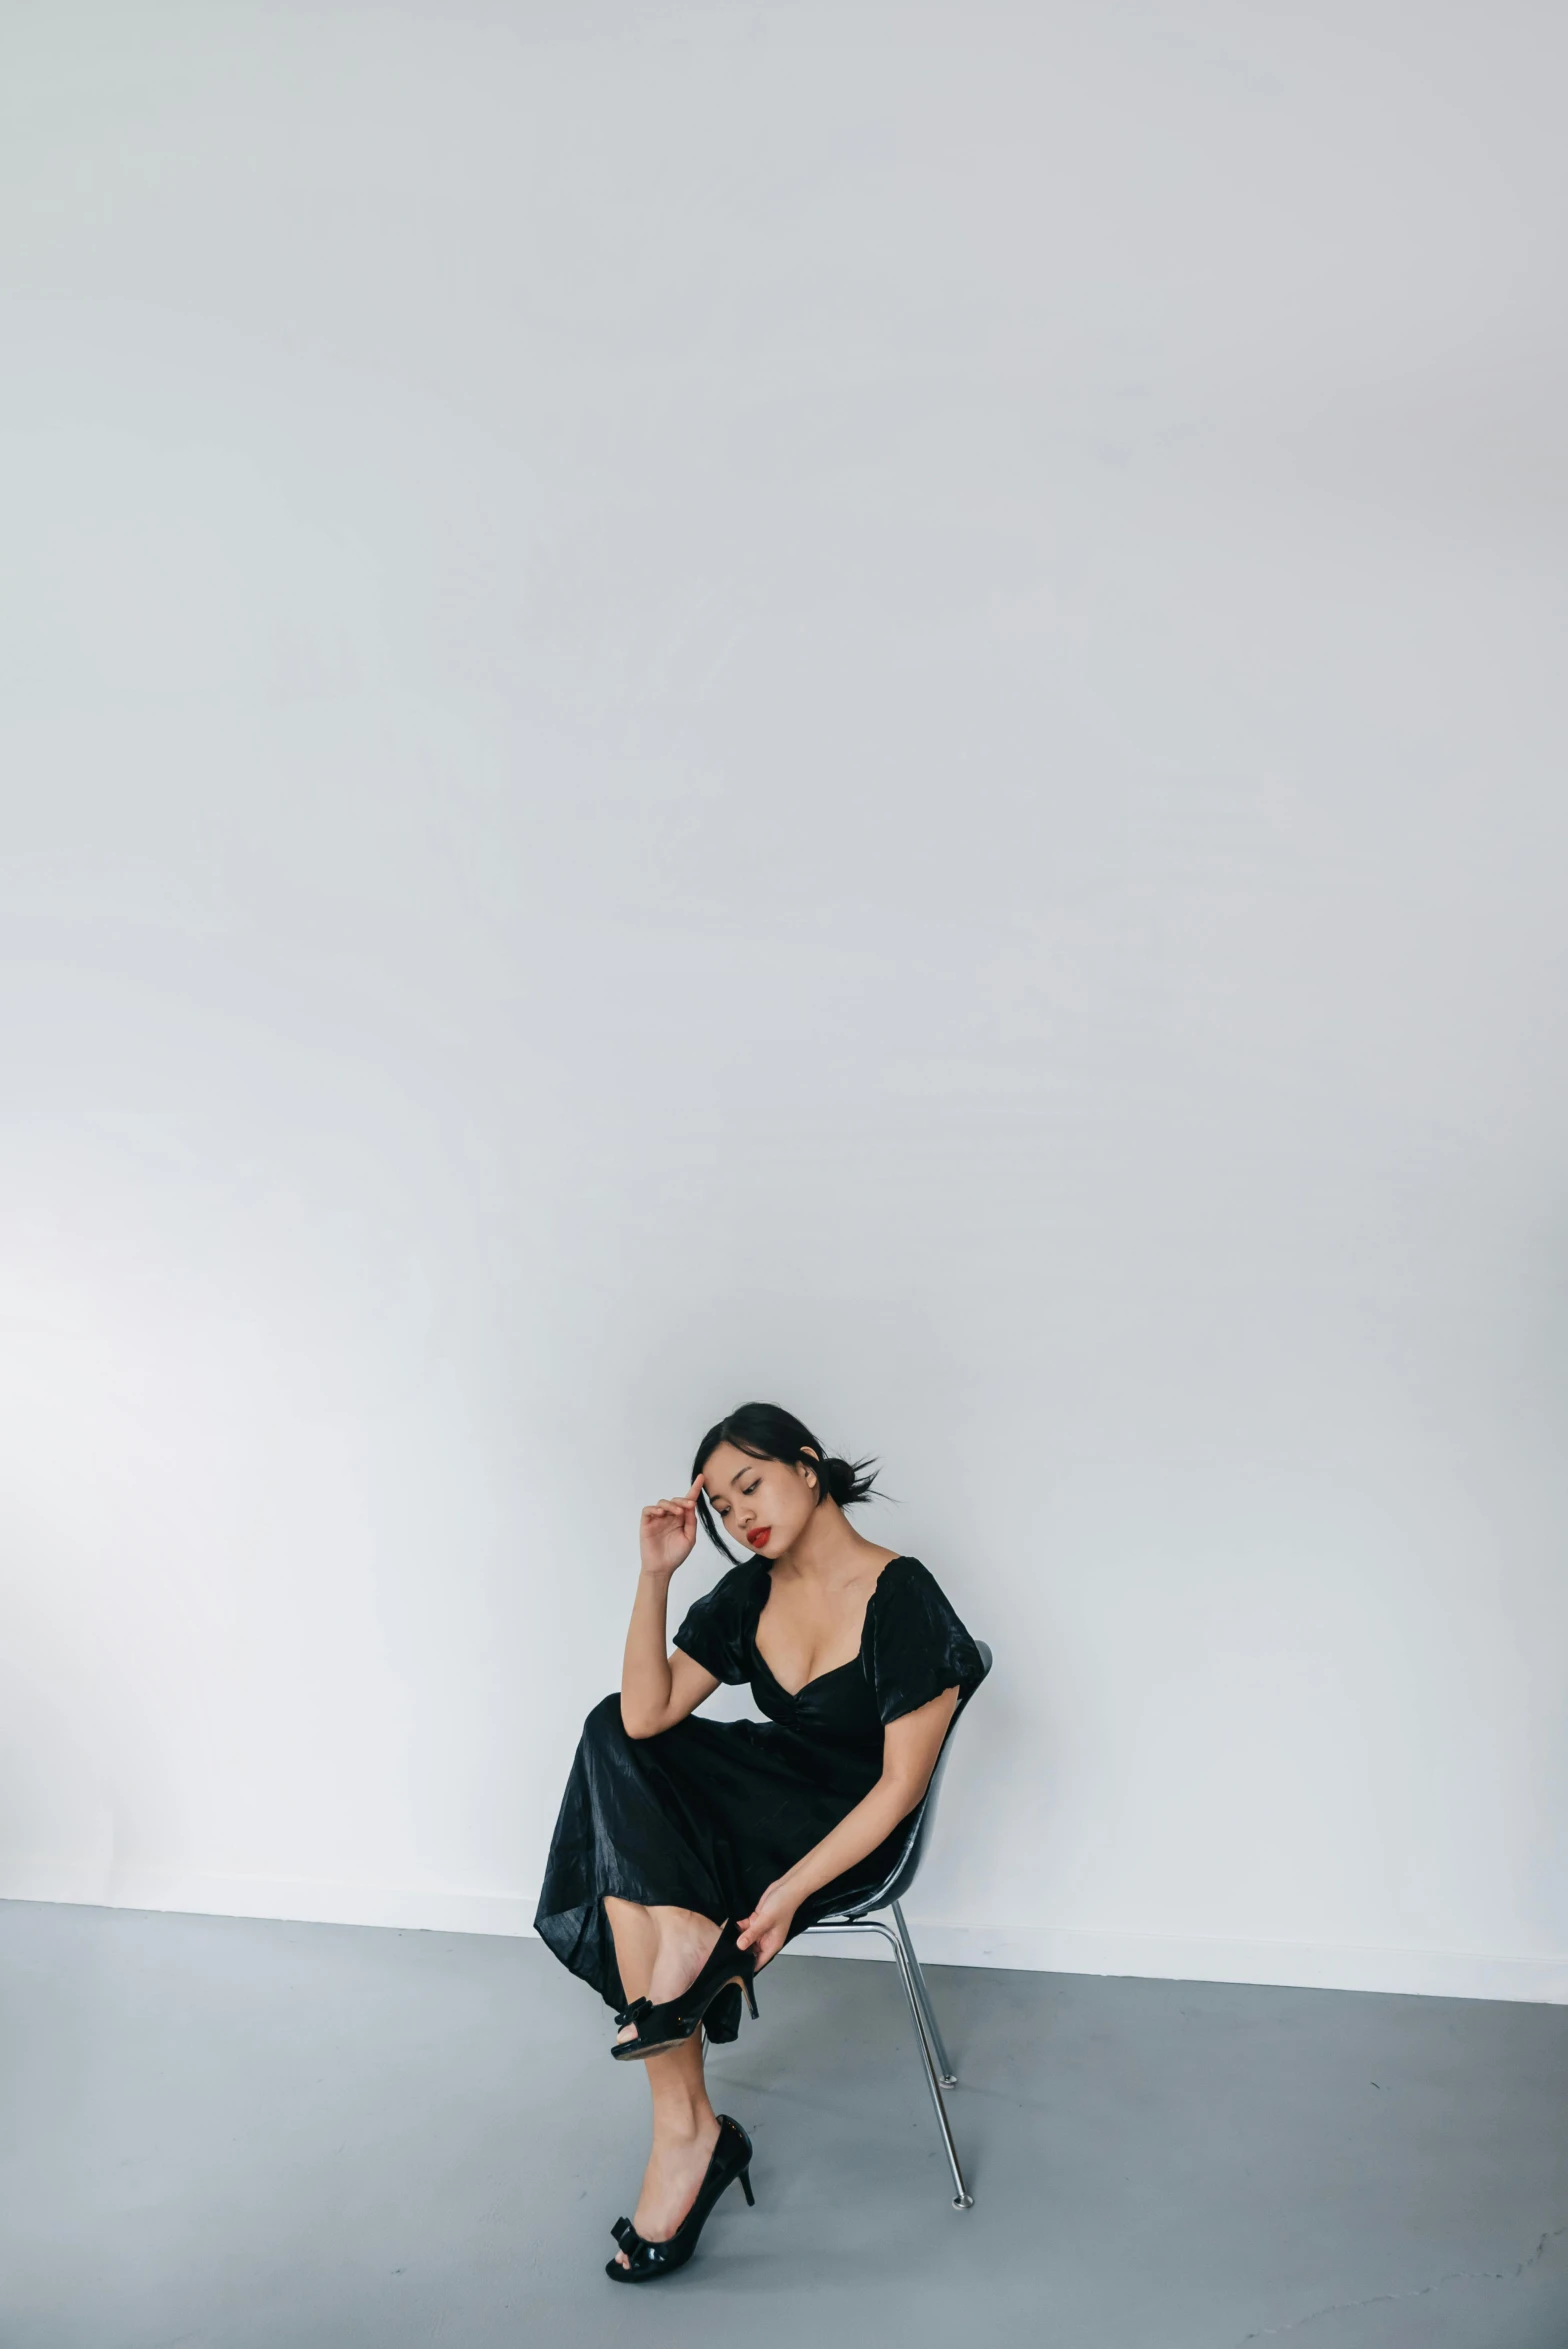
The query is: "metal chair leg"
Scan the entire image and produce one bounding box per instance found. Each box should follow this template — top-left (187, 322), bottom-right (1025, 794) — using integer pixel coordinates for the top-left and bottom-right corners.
top-left (806, 1916), bottom-right (974, 2209)
top-left (884, 1924), bottom-right (974, 2208)
top-left (891, 1900), bottom-right (956, 2084)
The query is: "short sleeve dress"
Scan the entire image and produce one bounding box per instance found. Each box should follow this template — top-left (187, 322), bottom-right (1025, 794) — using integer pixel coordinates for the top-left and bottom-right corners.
top-left (533, 1555), bottom-right (986, 2036)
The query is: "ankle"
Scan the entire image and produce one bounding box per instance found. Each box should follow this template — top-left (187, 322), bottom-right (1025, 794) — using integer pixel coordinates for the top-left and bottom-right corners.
top-left (652, 2103), bottom-right (718, 2152)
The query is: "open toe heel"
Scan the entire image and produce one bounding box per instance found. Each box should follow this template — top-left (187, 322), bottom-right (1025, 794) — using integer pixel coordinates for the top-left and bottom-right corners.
top-left (611, 1920), bottom-right (760, 2061)
top-left (605, 2114), bottom-right (756, 2282)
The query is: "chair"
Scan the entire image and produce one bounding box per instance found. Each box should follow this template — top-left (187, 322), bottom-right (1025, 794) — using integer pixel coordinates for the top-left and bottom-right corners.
top-left (798, 1638), bottom-right (992, 2208)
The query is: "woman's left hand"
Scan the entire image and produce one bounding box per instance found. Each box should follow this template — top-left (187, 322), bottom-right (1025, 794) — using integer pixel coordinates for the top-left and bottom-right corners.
top-left (736, 1881), bottom-right (798, 1969)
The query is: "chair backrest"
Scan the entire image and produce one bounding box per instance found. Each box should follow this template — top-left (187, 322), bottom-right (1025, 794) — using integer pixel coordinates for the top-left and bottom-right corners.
top-left (823, 1638), bottom-right (991, 1921)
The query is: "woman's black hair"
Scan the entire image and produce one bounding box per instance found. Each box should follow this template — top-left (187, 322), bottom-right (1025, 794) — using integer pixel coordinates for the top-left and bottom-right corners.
top-left (691, 1401), bottom-right (882, 1556)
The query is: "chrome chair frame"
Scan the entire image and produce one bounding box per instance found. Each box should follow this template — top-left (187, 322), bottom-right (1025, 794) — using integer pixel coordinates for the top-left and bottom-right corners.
top-left (798, 1638), bottom-right (992, 2209)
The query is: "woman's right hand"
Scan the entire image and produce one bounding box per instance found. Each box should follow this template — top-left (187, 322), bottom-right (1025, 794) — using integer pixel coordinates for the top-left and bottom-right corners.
top-left (638, 1475), bottom-right (704, 1578)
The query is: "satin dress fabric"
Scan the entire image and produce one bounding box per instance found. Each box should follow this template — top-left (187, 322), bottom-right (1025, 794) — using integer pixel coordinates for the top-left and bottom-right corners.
top-left (533, 1554), bottom-right (986, 2039)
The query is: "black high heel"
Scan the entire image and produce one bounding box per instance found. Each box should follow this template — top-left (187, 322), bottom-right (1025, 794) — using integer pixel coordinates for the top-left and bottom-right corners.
top-left (702, 1981), bottom-right (744, 2045)
top-left (611, 1919), bottom-right (760, 2061)
top-left (605, 2113), bottom-right (755, 2282)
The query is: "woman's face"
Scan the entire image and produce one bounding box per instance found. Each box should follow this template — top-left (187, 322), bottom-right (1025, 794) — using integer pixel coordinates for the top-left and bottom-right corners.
top-left (700, 1442), bottom-right (820, 1559)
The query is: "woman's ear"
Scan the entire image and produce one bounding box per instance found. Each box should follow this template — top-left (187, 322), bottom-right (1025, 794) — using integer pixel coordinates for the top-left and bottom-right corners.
top-left (798, 1448), bottom-right (820, 1491)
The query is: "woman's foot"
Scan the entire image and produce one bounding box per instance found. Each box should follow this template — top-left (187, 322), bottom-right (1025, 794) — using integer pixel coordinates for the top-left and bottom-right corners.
top-left (613, 1913), bottom-right (724, 2046)
top-left (612, 2114), bottom-right (722, 2268)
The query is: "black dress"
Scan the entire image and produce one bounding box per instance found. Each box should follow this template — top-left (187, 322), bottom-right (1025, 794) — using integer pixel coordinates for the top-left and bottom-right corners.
top-left (533, 1554), bottom-right (985, 2037)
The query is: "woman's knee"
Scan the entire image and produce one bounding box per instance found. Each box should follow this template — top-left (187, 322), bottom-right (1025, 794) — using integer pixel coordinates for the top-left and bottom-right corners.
top-left (583, 1691), bottom-right (628, 1746)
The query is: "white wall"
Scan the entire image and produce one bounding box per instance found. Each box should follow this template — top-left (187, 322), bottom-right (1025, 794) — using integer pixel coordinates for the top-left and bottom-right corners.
top-left (2, 0), bottom-right (1566, 2003)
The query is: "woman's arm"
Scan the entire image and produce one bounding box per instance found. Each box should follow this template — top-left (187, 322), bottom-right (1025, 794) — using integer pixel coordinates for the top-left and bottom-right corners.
top-left (735, 1684), bottom-right (960, 1964)
top-left (621, 1477), bottom-right (721, 1739)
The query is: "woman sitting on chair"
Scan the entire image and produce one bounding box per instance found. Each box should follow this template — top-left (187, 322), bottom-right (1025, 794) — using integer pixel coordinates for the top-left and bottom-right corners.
top-left (534, 1400), bottom-right (985, 2283)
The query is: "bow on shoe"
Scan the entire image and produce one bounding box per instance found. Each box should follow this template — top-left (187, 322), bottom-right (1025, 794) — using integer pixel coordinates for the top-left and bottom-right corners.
top-left (614, 1997), bottom-right (653, 2033)
top-left (608, 2213), bottom-right (678, 2280)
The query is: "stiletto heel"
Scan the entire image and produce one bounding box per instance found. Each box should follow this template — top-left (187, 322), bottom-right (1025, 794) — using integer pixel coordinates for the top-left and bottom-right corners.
top-left (605, 2114), bottom-right (755, 2282)
top-left (611, 1920), bottom-right (761, 2061)
top-left (738, 2166), bottom-right (755, 2206)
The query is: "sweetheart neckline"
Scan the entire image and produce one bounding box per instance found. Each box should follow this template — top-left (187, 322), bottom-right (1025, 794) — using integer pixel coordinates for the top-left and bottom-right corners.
top-left (751, 1648), bottom-right (863, 1702)
top-left (749, 1555), bottom-right (908, 1701)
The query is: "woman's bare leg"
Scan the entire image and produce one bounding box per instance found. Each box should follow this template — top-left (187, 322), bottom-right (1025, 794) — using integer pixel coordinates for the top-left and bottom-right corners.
top-left (611, 2034), bottom-right (720, 2265)
top-left (602, 1897), bottom-right (723, 2038)
top-left (603, 1897), bottom-right (726, 2265)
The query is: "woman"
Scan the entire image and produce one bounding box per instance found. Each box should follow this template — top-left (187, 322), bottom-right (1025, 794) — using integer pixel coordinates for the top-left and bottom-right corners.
top-left (534, 1401), bottom-right (985, 2283)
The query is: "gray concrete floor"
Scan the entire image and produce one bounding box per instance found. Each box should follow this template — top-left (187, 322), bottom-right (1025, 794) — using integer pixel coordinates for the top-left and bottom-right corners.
top-left (1, 1901), bottom-right (1565, 2348)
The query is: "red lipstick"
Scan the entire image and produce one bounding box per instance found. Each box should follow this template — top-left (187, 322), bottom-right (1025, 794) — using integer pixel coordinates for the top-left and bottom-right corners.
top-left (747, 1528), bottom-right (772, 1551)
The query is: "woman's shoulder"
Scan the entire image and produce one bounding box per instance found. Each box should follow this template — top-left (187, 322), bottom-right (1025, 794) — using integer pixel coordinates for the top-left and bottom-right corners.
top-left (869, 1554), bottom-right (945, 1603)
top-left (868, 1554), bottom-right (977, 1639)
top-left (862, 1554), bottom-right (987, 1717)
top-left (672, 1554), bottom-right (768, 1684)
top-left (685, 1554), bottom-right (768, 1618)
